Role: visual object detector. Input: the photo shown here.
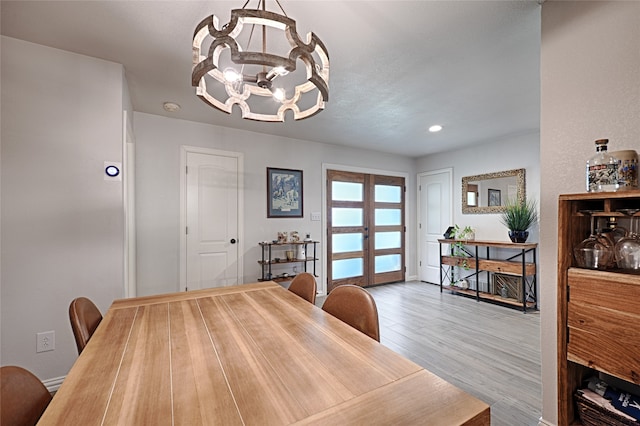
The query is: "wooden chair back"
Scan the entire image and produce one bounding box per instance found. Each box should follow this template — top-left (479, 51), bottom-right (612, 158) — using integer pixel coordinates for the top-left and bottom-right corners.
top-left (288, 272), bottom-right (317, 304)
top-left (1, 365), bottom-right (52, 426)
top-left (322, 284), bottom-right (380, 341)
top-left (69, 297), bottom-right (102, 354)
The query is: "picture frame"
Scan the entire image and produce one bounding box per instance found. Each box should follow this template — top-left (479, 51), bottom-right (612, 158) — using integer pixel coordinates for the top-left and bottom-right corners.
top-left (488, 188), bottom-right (501, 207)
top-left (267, 167), bottom-right (303, 218)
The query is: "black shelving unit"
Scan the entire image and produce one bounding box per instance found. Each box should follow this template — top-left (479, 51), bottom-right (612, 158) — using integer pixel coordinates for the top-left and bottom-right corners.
top-left (258, 241), bottom-right (318, 282)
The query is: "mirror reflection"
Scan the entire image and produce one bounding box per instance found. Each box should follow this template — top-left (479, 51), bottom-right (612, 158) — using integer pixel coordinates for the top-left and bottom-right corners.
top-left (462, 168), bottom-right (526, 214)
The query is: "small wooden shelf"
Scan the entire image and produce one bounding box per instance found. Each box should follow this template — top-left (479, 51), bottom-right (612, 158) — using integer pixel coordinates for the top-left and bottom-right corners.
top-left (258, 273), bottom-right (319, 283)
top-left (258, 257), bottom-right (318, 265)
top-left (442, 286), bottom-right (537, 309)
top-left (259, 241), bottom-right (314, 246)
top-left (441, 255), bottom-right (536, 276)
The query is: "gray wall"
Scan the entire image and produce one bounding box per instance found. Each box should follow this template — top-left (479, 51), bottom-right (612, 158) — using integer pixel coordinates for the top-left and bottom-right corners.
top-left (1, 37), bottom-right (126, 382)
top-left (539, 2), bottom-right (640, 424)
top-left (134, 112), bottom-right (417, 297)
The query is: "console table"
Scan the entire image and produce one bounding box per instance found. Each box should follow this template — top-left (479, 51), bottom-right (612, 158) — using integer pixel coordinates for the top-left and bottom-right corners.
top-left (438, 239), bottom-right (538, 312)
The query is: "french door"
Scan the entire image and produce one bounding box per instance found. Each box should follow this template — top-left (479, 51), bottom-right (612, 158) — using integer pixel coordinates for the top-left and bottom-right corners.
top-left (327, 170), bottom-right (405, 292)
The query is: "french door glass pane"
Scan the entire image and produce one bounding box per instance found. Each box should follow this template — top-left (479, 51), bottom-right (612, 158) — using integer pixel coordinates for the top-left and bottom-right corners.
top-left (375, 254), bottom-right (401, 273)
top-left (332, 181), bottom-right (363, 201)
top-left (332, 258), bottom-right (363, 279)
top-left (375, 232), bottom-right (401, 250)
top-left (375, 185), bottom-right (401, 203)
top-left (375, 209), bottom-right (401, 226)
top-left (333, 233), bottom-right (363, 253)
top-left (332, 208), bottom-right (363, 227)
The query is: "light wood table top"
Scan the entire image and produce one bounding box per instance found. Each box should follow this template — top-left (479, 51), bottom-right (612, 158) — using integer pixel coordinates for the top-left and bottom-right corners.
top-left (40, 282), bottom-right (489, 425)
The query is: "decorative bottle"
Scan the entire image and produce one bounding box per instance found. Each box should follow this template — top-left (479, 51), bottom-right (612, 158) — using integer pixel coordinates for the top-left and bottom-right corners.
top-left (586, 139), bottom-right (619, 192)
top-left (610, 149), bottom-right (639, 190)
top-left (296, 244), bottom-right (306, 260)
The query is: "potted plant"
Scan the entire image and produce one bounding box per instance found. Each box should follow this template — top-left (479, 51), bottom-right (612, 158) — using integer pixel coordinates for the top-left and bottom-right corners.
top-left (500, 198), bottom-right (538, 243)
top-left (451, 225), bottom-right (475, 269)
top-left (453, 224), bottom-right (475, 241)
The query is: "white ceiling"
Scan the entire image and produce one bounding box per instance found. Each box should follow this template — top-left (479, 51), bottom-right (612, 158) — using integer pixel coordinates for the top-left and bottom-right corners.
top-left (1, 1), bottom-right (541, 158)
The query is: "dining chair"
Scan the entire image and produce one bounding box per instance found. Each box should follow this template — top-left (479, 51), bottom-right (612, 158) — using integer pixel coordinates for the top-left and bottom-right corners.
top-left (322, 284), bottom-right (380, 342)
top-left (288, 272), bottom-right (317, 304)
top-left (1, 365), bottom-right (52, 426)
top-left (69, 297), bottom-right (103, 354)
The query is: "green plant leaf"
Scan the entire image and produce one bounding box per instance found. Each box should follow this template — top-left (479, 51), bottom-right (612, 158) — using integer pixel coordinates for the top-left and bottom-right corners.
top-left (500, 198), bottom-right (538, 231)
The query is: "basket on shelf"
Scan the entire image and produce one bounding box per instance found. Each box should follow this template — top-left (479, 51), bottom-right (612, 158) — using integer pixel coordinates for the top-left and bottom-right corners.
top-left (574, 392), bottom-right (639, 426)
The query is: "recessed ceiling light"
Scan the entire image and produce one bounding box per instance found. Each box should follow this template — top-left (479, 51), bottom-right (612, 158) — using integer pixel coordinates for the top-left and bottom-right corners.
top-left (429, 125), bottom-right (443, 133)
top-left (163, 102), bottom-right (181, 112)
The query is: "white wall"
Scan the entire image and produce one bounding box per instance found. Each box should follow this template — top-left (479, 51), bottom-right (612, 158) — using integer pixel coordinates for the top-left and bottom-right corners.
top-left (1, 37), bottom-right (126, 382)
top-left (134, 112), bottom-right (417, 297)
top-left (415, 132), bottom-right (541, 242)
top-left (540, 2), bottom-right (640, 425)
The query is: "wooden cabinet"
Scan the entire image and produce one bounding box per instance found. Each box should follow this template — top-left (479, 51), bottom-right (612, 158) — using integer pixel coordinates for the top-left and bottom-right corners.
top-left (258, 241), bottom-right (318, 283)
top-left (438, 239), bottom-right (537, 312)
top-left (557, 190), bottom-right (640, 425)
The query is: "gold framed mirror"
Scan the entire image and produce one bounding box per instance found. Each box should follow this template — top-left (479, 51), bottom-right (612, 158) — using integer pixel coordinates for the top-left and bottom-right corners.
top-left (462, 168), bottom-right (526, 214)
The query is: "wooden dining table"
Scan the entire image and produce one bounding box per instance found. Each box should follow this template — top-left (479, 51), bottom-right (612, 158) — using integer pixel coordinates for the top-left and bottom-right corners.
top-left (39, 282), bottom-right (489, 425)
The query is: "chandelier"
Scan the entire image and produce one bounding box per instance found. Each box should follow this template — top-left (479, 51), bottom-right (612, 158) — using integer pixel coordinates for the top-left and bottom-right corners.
top-left (192, 0), bottom-right (330, 122)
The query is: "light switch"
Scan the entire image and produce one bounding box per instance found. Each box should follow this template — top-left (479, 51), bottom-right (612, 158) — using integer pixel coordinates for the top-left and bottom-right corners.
top-left (311, 212), bottom-right (321, 221)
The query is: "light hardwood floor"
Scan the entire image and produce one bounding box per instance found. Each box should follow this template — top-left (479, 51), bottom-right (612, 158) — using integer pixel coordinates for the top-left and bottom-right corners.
top-left (319, 281), bottom-right (541, 426)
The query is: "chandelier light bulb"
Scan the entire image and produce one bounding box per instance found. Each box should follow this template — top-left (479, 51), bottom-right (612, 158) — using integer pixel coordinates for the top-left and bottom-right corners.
top-left (273, 88), bottom-right (286, 102)
top-left (429, 125), bottom-right (443, 133)
top-left (273, 66), bottom-right (289, 76)
top-left (223, 68), bottom-right (242, 83)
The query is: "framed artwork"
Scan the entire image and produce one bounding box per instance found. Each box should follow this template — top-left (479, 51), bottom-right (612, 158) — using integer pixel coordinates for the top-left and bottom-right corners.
top-left (488, 189), bottom-right (501, 207)
top-left (267, 167), bottom-right (303, 218)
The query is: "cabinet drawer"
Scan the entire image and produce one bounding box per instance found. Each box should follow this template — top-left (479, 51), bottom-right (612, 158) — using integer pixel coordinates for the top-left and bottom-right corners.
top-left (567, 268), bottom-right (640, 384)
top-left (568, 268), bottom-right (640, 313)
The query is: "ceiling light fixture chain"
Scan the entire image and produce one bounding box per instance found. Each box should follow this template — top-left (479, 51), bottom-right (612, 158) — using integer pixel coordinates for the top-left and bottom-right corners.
top-left (192, 0), bottom-right (329, 122)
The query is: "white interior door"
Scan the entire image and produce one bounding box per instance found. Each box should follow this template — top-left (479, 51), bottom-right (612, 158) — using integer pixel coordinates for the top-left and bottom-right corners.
top-left (419, 169), bottom-right (452, 284)
top-left (185, 151), bottom-right (239, 290)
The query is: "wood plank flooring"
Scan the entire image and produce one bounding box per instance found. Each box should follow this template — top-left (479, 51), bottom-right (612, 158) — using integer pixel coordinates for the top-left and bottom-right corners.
top-left (318, 281), bottom-right (541, 426)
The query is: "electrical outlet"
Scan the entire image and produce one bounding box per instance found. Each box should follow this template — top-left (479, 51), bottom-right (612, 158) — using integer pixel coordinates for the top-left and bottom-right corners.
top-left (36, 331), bottom-right (55, 353)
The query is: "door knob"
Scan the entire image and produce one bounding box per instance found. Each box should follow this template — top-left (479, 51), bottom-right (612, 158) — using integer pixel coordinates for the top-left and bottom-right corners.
top-left (230, 238), bottom-right (236, 244)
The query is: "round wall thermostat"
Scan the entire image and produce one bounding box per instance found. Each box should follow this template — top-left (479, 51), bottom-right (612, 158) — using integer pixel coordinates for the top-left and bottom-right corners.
top-left (105, 165), bottom-right (120, 177)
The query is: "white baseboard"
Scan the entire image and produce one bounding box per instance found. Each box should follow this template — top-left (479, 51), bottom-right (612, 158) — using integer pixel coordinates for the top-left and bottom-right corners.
top-left (43, 375), bottom-right (65, 393)
top-left (406, 274), bottom-right (418, 282)
top-left (538, 416), bottom-right (555, 426)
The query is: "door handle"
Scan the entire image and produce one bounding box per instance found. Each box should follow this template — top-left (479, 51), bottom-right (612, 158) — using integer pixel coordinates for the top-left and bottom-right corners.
top-left (230, 238), bottom-right (236, 244)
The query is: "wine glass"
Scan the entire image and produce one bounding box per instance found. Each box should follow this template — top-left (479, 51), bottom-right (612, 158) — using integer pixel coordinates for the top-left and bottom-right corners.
top-left (614, 213), bottom-right (640, 270)
top-left (574, 214), bottom-right (614, 270)
top-left (599, 216), bottom-right (628, 246)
